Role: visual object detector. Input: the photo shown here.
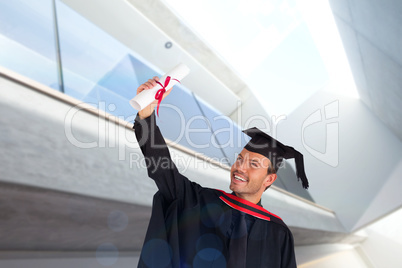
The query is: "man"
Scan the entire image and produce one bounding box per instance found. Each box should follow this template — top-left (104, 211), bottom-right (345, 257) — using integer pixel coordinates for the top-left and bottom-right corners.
top-left (134, 77), bottom-right (309, 267)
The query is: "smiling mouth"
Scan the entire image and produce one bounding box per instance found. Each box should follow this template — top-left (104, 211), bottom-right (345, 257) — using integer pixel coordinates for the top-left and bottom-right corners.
top-left (233, 173), bottom-right (247, 182)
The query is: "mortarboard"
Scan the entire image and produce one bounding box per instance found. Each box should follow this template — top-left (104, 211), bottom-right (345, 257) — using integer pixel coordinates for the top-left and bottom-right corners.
top-left (243, 127), bottom-right (309, 189)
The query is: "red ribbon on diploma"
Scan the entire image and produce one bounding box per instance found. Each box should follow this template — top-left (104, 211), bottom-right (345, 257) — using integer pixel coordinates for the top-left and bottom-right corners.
top-left (154, 76), bottom-right (180, 116)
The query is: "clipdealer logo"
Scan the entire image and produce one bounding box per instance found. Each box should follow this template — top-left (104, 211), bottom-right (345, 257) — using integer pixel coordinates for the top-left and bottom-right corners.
top-left (301, 100), bottom-right (339, 167)
top-left (64, 100), bottom-right (340, 168)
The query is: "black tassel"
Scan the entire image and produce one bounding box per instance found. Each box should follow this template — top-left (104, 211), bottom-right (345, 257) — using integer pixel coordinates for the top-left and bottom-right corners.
top-left (294, 152), bottom-right (309, 189)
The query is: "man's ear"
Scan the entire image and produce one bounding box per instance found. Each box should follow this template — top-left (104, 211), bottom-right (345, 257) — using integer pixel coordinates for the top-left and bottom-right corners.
top-left (264, 173), bottom-right (277, 188)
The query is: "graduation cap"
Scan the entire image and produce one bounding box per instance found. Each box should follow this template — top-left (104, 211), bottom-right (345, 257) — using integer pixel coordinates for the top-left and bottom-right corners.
top-left (243, 127), bottom-right (309, 189)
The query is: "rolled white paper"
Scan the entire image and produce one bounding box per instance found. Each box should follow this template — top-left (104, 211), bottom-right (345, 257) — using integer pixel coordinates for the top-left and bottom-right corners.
top-left (129, 63), bottom-right (190, 111)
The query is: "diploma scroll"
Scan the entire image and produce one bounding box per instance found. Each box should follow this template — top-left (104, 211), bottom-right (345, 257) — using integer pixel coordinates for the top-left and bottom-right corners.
top-left (129, 63), bottom-right (190, 113)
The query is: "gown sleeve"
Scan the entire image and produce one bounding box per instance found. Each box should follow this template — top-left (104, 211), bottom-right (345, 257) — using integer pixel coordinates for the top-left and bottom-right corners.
top-left (133, 112), bottom-right (202, 204)
top-left (281, 229), bottom-right (297, 268)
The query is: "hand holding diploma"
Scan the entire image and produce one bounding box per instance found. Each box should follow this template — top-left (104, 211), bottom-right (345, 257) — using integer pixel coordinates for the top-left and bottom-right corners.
top-left (136, 77), bottom-right (171, 119)
top-left (130, 63), bottom-right (190, 119)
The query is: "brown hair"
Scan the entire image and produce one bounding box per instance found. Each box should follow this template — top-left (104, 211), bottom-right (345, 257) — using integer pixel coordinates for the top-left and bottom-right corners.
top-left (264, 162), bottom-right (277, 191)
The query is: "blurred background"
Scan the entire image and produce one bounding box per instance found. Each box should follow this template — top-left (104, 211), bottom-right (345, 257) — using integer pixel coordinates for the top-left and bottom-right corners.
top-left (0, 0), bottom-right (401, 267)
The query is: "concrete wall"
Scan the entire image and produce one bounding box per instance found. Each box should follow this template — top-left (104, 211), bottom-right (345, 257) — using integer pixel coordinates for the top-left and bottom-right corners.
top-left (296, 245), bottom-right (369, 268)
top-left (276, 89), bottom-right (402, 231)
top-left (353, 159), bottom-right (402, 230)
top-left (360, 229), bottom-right (402, 267)
top-left (328, 0), bottom-right (402, 141)
top-left (0, 254), bottom-right (140, 268)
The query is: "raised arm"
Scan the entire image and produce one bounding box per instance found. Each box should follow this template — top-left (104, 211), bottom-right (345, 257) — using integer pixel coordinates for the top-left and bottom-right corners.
top-left (133, 77), bottom-right (201, 203)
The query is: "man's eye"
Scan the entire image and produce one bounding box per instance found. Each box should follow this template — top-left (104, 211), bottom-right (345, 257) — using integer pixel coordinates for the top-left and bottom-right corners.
top-left (251, 163), bottom-right (258, 167)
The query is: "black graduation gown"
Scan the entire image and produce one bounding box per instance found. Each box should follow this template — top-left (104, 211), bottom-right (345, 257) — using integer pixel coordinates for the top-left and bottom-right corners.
top-left (134, 113), bottom-right (297, 268)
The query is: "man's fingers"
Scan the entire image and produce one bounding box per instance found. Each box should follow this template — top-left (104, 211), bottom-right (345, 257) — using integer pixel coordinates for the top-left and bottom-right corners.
top-left (136, 77), bottom-right (161, 95)
top-left (143, 82), bottom-right (153, 89)
top-left (148, 79), bottom-right (158, 87)
top-left (144, 78), bottom-right (159, 88)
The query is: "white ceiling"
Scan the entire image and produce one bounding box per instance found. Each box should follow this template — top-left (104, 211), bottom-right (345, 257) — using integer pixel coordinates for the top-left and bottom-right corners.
top-left (162, 0), bottom-right (359, 116)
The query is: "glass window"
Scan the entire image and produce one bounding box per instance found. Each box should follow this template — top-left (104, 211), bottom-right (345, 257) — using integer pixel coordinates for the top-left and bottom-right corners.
top-left (194, 95), bottom-right (249, 166)
top-left (157, 85), bottom-right (226, 161)
top-left (80, 54), bottom-right (159, 120)
top-left (0, 0), bottom-right (59, 90)
top-left (55, 1), bottom-right (226, 161)
top-left (56, 0), bottom-right (140, 106)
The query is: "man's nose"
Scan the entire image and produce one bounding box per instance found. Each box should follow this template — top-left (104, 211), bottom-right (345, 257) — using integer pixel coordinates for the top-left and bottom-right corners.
top-left (237, 160), bottom-right (248, 171)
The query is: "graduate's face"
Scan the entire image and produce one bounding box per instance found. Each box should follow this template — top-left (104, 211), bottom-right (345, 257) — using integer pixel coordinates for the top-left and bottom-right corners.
top-left (230, 148), bottom-right (277, 203)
